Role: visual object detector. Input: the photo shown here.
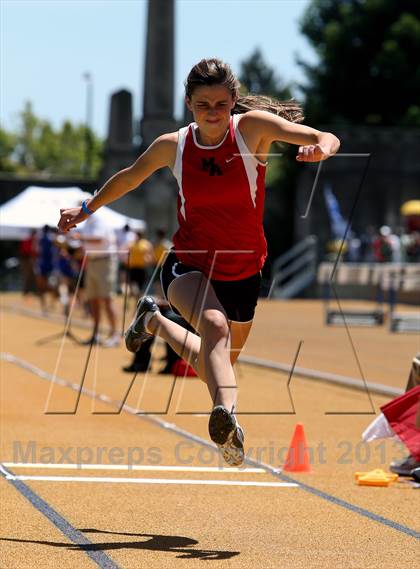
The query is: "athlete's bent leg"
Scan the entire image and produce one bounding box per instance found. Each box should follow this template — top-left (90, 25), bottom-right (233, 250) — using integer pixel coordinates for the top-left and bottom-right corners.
top-left (165, 272), bottom-right (237, 410)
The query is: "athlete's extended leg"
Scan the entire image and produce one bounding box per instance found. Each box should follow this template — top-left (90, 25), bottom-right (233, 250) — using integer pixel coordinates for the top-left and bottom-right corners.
top-left (126, 273), bottom-right (243, 409)
top-left (124, 282), bottom-right (254, 466)
top-left (165, 272), bottom-right (238, 410)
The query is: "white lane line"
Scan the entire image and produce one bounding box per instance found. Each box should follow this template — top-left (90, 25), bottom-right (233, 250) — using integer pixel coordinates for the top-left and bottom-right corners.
top-left (4, 474), bottom-right (298, 487)
top-left (239, 354), bottom-right (403, 397)
top-left (1, 352), bottom-right (289, 480)
top-left (3, 462), bottom-right (268, 473)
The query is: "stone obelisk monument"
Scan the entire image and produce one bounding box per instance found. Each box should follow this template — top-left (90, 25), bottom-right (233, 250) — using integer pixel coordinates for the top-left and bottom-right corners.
top-left (141, 0), bottom-right (177, 146)
top-left (140, 0), bottom-right (178, 235)
top-left (100, 90), bottom-right (136, 182)
top-left (100, 0), bottom-right (179, 234)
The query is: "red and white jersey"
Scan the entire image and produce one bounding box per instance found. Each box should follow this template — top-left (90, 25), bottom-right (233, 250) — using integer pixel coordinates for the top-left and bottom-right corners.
top-left (171, 114), bottom-right (267, 281)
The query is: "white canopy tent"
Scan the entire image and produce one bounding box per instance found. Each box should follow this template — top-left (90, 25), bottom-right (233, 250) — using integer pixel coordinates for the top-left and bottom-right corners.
top-left (0, 186), bottom-right (146, 240)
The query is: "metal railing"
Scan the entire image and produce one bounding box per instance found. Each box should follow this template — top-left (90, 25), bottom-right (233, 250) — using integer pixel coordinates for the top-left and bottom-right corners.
top-left (269, 235), bottom-right (318, 299)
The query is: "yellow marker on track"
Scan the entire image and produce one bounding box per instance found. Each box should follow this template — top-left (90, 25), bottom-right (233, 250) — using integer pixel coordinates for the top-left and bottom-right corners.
top-left (355, 469), bottom-right (399, 487)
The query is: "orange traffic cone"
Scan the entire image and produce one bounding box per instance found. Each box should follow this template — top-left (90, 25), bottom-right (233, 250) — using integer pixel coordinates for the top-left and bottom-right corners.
top-left (283, 423), bottom-right (311, 472)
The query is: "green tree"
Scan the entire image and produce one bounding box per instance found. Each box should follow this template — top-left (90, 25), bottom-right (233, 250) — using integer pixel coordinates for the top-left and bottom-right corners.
top-left (36, 122), bottom-right (60, 172)
top-left (240, 49), bottom-right (274, 93)
top-left (239, 49), bottom-right (301, 277)
top-left (1, 101), bottom-right (103, 177)
top-left (15, 101), bottom-right (39, 171)
top-left (0, 127), bottom-right (17, 172)
top-left (239, 48), bottom-right (293, 99)
top-left (298, 0), bottom-right (420, 125)
top-left (59, 121), bottom-right (86, 176)
top-left (239, 48), bottom-right (301, 184)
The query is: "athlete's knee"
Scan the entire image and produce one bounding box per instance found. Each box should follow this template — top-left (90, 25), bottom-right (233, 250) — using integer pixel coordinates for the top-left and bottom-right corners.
top-left (200, 310), bottom-right (229, 341)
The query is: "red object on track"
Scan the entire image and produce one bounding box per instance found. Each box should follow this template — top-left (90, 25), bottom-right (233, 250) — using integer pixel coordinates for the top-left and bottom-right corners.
top-left (381, 385), bottom-right (420, 461)
top-left (171, 359), bottom-right (197, 377)
top-left (283, 423), bottom-right (311, 473)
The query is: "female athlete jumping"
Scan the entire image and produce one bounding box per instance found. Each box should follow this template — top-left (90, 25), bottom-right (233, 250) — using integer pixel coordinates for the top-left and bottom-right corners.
top-left (58, 58), bottom-right (340, 466)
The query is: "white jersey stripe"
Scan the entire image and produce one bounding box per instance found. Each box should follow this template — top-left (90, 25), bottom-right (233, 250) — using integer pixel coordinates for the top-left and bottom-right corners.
top-left (172, 126), bottom-right (190, 220)
top-left (233, 114), bottom-right (261, 208)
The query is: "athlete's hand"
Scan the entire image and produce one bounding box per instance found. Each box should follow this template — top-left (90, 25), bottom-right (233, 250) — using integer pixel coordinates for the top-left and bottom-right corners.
top-left (296, 144), bottom-right (330, 162)
top-left (57, 207), bottom-right (88, 233)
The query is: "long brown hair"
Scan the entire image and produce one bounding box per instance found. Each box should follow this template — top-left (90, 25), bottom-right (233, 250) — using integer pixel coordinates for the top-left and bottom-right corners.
top-left (185, 58), bottom-right (304, 124)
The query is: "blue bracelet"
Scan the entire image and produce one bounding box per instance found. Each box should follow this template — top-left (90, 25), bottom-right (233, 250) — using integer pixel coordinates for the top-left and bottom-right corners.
top-left (82, 200), bottom-right (94, 216)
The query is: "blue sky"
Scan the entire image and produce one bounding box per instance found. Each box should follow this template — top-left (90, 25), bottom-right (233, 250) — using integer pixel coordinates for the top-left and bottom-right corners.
top-left (1, 0), bottom-right (317, 138)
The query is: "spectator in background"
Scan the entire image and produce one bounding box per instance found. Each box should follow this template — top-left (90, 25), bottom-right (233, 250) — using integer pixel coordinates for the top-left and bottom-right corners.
top-left (35, 225), bottom-right (58, 313)
top-left (372, 225), bottom-right (393, 263)
top-left (325, 238), bottom-right (347, 262)
top-left (55, 234), bottom-right (82, 310)
top-left (388, 227), bottom-right (402, 263)
top-left (151, 227), bottom-right (173, 295)
top-left (76, 214), bottom-right (119, 347)
top-left (400, 200), bottom-right (420, 262)
top-left (115, 223), bottom-right (136, 293)
top-left (153, 228), bottom-right (172, 268)
top-left (347, 235), bottom-right (361, 263)
top-left (404, 231), bottom-right (420, 262)
top-left (19, 229), bottom-right (37, 297)
top-left (360, 225), bottom-right (376, 262)
top-left (127, 230), bottom-right (154, 296)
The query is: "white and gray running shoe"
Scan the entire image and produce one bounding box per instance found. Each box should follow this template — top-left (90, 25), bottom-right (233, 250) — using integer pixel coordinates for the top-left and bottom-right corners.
top-left (209, 405), bottom-right (244, 467)
top-left (124, 296), bottom-right (159, 353)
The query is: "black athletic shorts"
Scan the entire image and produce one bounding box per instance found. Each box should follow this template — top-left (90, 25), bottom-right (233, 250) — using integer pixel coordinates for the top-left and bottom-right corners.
top-left (160, 250), bottom-right (261, 322)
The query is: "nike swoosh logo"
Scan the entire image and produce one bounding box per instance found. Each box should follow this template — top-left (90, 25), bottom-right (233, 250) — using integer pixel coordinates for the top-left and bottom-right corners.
top-left (171, 262), bottom-right (181, 277)
top-left (225, 156), bottom-right (236, 163)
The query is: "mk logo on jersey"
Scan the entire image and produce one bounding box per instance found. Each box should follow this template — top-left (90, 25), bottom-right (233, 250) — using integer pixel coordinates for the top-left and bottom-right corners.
top-left (201, 157), bottom-right (223, 176)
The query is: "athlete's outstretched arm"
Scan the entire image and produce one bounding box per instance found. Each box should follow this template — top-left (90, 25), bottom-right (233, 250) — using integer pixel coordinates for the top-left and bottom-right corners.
top-left (243, 110), bottom-right (340, 163)
top-left (57, 133), bottom-right (176, 232)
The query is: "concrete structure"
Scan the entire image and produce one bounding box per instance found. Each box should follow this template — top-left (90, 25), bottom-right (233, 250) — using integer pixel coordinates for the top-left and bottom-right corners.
top-left (293, 126), bottom-right (420, 258)
top-left (100, 0), bottom-right (179, 236)
top-left (101, 90), bottom-right (136, 180)
top-left (141, 0), bottom-right (177, 148)
top-left (139, 0), bottom-right (178, 236)
top-left (99, 90), bottom-right (144, 228)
